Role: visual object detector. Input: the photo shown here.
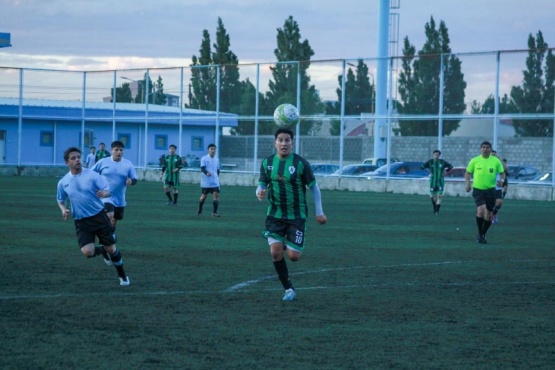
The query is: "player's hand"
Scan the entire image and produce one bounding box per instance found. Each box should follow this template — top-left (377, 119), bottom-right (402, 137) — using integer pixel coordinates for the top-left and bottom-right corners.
top-left (96, 190), bottom-right (109, 198)
top-left (126, 177), bottom-right (133, 185)
top-left (465, 185), bottom-right (471, 193)
top-left (316, 214), bottom-right (327, 225)
top-left (62, 209), bottom-right (70, 220)
top-left (256, 189), bottom-right (266, 201)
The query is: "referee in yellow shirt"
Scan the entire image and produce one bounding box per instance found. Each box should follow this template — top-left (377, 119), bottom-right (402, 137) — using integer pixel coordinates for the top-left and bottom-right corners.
top-left (465, 141), bottom-right (506, 244)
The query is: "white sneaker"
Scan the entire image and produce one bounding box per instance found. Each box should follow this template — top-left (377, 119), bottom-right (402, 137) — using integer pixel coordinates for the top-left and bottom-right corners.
top-left (282, 288), bottom-right (296, 301)
top-left (119, 276), bottom-right (130, 286)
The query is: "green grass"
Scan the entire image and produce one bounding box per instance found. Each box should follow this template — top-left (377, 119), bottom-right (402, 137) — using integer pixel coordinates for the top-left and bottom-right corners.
top-left (1, 176), bottom-right (554, 369)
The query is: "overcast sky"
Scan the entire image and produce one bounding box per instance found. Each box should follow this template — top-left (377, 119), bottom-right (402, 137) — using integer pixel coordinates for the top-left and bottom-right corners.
top-left (1, 0), bottom-right (554, 71)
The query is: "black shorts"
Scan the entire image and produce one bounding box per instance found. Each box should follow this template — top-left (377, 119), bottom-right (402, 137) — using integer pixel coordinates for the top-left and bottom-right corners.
top-left (201, 187), bottom-right (220, 195)
top-left (472, 188), bottom-right (496, 212)
top-left (263, 216), bottom-right (306, 252)
top-left (74, 211), bottom-right (115, 248)
top-left (104, 203), bottom-right (125, 220)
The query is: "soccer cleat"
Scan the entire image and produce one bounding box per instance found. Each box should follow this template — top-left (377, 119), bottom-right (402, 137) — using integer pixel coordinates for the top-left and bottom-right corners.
top-left (492, 215), bottom-right (498, 224)
top-left (119, 276), bottom-right (130, 286)
top-left (167, 200), bottom-right (173, 206)
top-left (212, 213), bottom-right (221, 217)
top-left (477, 235), bottom-right (487, 244)
top-left (282, 288), bottom-right (296, 301)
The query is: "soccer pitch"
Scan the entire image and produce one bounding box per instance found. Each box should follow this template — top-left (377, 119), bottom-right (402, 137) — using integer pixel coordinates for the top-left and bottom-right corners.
top-left (1, 176), bottom-right (554, 369)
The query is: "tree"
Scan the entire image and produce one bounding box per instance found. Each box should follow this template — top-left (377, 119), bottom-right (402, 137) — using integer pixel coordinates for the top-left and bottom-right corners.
top-left (397, 17), bottom-right (467, 136)
top-left (509, 31), bottom-right (555, 137)
top-left (262, 16), bottom-right (325, 135)
top-left (110, 83), bottom-right (133, 103)
top-left (327, 59), bottom-right (375, 135)
top-left (474, 93), bottom-right (515, 114)
top-left (190, 30), bottom-right (217, 111)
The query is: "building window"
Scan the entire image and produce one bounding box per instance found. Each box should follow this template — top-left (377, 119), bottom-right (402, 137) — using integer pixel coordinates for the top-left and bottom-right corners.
top-left (155, 135), bottom-right (167, 150)
top-left (40, 131), bottom-right (54, 146)
top-left (118, 133), bottom-right (131, 148)
top-left (79, 130), bottom-right (94, 147)
top-left (192, 136), bottom-right (204, 151)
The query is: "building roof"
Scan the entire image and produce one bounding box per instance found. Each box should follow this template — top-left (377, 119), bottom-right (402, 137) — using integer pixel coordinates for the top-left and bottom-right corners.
top-left (0, 98), bottom-right (238, 126)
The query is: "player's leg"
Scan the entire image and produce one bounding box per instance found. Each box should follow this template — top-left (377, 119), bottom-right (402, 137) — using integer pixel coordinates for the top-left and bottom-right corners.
top-left (473, 190), bottom-right (487, 243)
top-left (164, 183), bottom-right (173, 205)
top-left (212, 188), bottom-right (220, 217)
top-left (265, 217), bottom-right (295, 300)
top-left (96, 213), bottom-right (129, 285)
top-left (198, 190), bottom-right (208, 215)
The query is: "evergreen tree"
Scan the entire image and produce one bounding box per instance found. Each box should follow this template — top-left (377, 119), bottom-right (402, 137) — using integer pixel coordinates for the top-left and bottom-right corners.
top-left (212, 17), bottom-right (241, 114)
top-left (327, 59), bottom-right (374, 136)
top-left (397, 17), bottom-right (467, 136)
top-left (510, 31), bottom-right (555, 137)
top-left (190, 30), bottom-right (217, 111)
top-left (110, 83), bottom-right (133, 103)
top-left (263, 16), bottom-right (325, 135)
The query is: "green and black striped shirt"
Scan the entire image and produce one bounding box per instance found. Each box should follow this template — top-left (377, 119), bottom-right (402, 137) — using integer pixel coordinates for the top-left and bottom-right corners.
top-left (162, 154), bottom-right (183, 183)
top-left (259, 153), bottom-right (316, 220)
top-left (421, 159), bottom-right (453, 188)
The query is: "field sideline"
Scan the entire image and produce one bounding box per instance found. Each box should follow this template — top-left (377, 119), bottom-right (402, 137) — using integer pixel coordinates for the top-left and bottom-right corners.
top-left (1, 176), bottom-right (554, 369)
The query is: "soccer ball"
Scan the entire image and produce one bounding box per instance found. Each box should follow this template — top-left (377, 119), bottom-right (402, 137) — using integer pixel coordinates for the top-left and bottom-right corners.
top-left (273, 104), bottom-right (300, 128)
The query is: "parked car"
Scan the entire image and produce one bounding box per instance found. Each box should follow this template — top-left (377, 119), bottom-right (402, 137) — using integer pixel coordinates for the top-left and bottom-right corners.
top-left (311, 163), bottom-right (340, 176)
top-left (362, 157), bottom-right (400, 166)
top-left (526, 171), bottom-right (553, 185)
top-left (363, 161), bottom-right (429, 179)
top-left (507, 165), bottom-right (539, 181)
top-left (329, 164), bottom-right (379, 177)
top-left (444, 167), bottom-right (467, 181)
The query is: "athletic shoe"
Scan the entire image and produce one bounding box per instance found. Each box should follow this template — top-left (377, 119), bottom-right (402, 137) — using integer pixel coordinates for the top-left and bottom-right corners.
top-left (212, 213), bottom-right (221, 217)
top-left (100, 246), bottom-right (113, 266)
top-left (172, 202), bottom-right (177, 206)
top-left (166, 200), bottom-right (173, 206)
top-left (282, 288), bottom-right (296, 301)
top-left (477, 235), bottom-right (487, 244)
top-left (492, 215), bottom-right (498, 224)
top-left (119, 276), bottom-right (130, 286)
top-left (197, 210), bottom-right (202, 216)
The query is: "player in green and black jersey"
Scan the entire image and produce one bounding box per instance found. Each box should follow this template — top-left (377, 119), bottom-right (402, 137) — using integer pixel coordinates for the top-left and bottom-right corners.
top-left (256, 127), bottom-right (327, 301)
top-left (159, 144), bottom-right (183, 206)
top-left (421, 150), bottom-right (453, 215)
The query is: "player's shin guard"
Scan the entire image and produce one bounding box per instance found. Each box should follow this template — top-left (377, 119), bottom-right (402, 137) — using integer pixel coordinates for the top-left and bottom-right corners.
top-left (173, 193), bottom-right (179, 203)
top-left (109, 249), bottom-right (127, 279)
top-left (213, 200), bottom-right (219, 214)
top-left (273, 258), bottom-right (293, 290)
top-left (197, 201), bottom-right (204, 214)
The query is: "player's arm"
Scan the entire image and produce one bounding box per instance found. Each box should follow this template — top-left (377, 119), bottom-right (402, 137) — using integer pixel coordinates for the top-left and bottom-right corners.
top-left (309, 183), bottom-right (327, 225)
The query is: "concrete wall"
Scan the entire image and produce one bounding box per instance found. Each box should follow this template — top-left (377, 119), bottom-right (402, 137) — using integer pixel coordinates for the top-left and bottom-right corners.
top-left (2, 166), bottom-right (552, 201)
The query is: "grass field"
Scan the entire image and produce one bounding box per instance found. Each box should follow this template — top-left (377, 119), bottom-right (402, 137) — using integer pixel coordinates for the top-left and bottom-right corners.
top-left (1, 176), bottom-right (554, 369)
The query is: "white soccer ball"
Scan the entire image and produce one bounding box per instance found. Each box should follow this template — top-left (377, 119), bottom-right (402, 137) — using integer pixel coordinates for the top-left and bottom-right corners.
top-left (273, 104), bottom-right (300, 128)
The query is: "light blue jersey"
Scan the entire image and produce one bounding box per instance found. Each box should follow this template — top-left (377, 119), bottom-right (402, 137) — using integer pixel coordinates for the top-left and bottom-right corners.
top-left (91, 157), bottom-right (138, 207)
top-left (57, 169), bottom-right (109, 219)
top-left (200, 154), bottom-right (221, 188)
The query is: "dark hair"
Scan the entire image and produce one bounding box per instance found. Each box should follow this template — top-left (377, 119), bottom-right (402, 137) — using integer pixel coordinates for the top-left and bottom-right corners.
top-left (480, 141), bottom-right (492, 148)
top-left (208, 143), bottom-right (216, 149)
top-left (433, 149), bottom-right (441, 155)
top-left (169, 144), bottom-right (177, 149)
top-left (90, 146), bottom-right (96, 150)
top-left (111, 140), bottom-right (124, 149)
top-left (99, 142), bottom-right (105, 146)
top-left (274, 127), bottom-right (294, 140)
top-left (63, 147), bottom-right (81, 161)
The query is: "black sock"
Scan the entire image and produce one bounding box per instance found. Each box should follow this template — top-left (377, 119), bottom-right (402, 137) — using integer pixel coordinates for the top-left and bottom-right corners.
top-left (436, 204), bottom-right (441, 213)
top-left (173, 193), bottom-right (179, 204)
top-left (273, 259), bottom-right (293, 290)
top-left (165, 191), bottom-right (173, 201)
top-left (198, 201), bottom-right (204, 213)
top-left (493, 205), bottom-right (501, 215)
top-left (476, 216), bottom-right (484, 235)
top-left (431, 198), bottom-right (436, 211)
top-left (213, 200), bottom-right (219, 213)
top-left (109, 249), bottom-right (127, 279)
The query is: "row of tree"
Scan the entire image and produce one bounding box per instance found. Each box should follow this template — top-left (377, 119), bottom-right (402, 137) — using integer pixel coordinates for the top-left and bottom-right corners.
top-left (109, 16), bottom-right (554, 137)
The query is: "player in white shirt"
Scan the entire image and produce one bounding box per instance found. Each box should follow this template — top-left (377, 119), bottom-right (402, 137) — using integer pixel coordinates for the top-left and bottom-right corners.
top-left (197, 144), bottom-right (222, 217)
